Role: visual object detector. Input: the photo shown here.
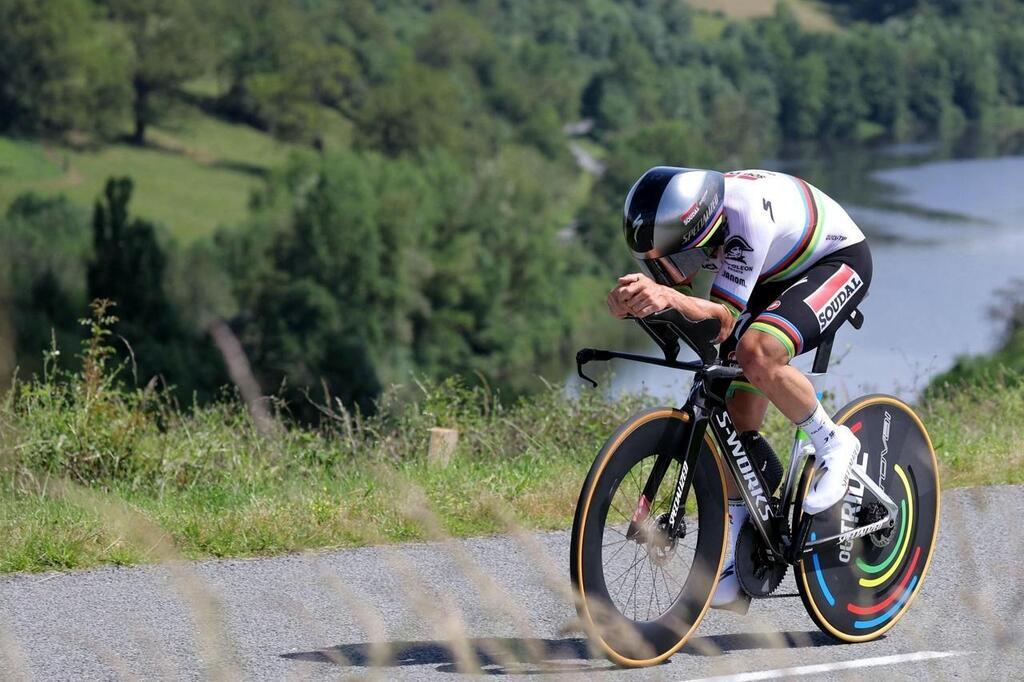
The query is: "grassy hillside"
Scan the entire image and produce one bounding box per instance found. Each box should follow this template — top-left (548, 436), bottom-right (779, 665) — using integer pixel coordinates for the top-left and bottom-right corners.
top-left (0, 106), bottom-right (303, 240)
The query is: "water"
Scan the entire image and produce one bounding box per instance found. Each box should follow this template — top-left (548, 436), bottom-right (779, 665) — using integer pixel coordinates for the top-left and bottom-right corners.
top-left (569, 152), bottom-right (1024, 403)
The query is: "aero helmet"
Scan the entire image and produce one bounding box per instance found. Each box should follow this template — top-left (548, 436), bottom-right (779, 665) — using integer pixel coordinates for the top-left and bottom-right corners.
top-left (623, 166), bottom-right (727, 286)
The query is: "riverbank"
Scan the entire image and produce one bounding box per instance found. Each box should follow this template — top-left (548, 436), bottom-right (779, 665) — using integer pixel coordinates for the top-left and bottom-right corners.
top-left (2, 354), bottom-right (1021, 574)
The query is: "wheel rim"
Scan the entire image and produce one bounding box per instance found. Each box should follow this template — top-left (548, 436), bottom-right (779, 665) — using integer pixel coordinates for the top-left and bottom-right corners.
top-left (797, 395), bottom-right (940, 641)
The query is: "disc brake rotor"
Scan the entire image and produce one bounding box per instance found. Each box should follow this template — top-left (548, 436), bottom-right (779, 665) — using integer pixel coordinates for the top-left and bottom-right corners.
top-left (642, 512), bottom-right (684, 567)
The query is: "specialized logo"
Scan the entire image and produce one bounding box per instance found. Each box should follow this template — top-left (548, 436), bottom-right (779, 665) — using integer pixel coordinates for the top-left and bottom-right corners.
top-left (766, 300), bottom-right (781, 312)
top-left (715, 412), bottom-right (769, 521)
top-left (631, 213), bottom-right (644, 244)
top-left (667, 459), bottom-right (690, 527)
top-left (803, 264), bottom-right (863, 332)
top-left (679, 187), bottom-right (722, 245)
top-left (723, 235), bottom-right (754, 264)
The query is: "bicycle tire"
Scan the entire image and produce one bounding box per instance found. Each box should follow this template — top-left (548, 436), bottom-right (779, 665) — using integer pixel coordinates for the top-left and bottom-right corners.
top-left (794, 394), bottom-right (941, 642)
top-left (570, 407), bottom-right (729, 666)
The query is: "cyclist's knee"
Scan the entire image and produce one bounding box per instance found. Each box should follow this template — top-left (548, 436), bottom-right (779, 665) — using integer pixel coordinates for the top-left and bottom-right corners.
top-left (736, 332), bottom-right (788, 386)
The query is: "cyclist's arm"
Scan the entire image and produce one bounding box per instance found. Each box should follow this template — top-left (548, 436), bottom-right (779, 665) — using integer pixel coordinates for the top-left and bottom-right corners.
top-left (609, 276), bottom-right (735, 343)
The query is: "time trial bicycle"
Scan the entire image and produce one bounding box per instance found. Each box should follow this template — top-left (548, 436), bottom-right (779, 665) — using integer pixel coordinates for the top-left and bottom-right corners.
top-left (570, 307), bottom-right (940, 667)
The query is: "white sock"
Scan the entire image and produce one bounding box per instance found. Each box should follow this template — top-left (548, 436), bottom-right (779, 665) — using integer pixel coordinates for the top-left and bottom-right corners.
top-left (796, 402), bottom-right (838, 452)
top-left (726, 499), bottom-right (748, 564)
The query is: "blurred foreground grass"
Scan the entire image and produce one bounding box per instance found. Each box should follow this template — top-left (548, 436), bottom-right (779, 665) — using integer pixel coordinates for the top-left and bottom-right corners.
top-left (1, 312), bottom-right (1021, 574)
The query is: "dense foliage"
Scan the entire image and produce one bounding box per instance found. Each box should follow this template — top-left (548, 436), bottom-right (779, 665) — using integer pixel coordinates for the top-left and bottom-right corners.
top-left (3, 0), bottom-right (1024, 410)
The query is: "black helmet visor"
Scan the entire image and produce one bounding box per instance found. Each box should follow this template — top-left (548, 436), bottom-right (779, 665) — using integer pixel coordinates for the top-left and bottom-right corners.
top-left (640, 248), bottom-right (710, 287)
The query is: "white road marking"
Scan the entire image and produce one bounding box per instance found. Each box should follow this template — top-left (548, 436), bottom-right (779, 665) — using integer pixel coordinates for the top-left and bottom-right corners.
top-left (682, 650), bottom-right (965, 681)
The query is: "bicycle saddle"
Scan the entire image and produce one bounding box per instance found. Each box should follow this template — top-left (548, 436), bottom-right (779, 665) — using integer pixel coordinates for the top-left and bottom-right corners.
top-left (634, 308), bottom-right (721, 366)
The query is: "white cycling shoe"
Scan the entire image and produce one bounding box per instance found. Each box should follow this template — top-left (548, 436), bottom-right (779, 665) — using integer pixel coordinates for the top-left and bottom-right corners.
top-left (710, 561), bottom-right (750, 614)
top-left (802, 425), bottom-right (860, 515)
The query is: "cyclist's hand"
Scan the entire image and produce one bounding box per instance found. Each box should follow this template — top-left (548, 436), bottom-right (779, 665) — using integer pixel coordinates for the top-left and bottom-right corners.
top-left (606, 285), bottom-right (631, 318)
top-left (617, 274), bottom-right (681, 319)
top-left (607, 274), bottom-right (646, 318)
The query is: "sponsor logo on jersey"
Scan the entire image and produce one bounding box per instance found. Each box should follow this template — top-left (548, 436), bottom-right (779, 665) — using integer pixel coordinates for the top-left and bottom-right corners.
top-left (826, 234), bottom-right (847, 241)
top-left (766, 300), bottom-right (781, 312)
top-left (803, 264), bottom-right (863, 332)
top-left (720, 270), bottom-right (746, 286)
top-left (723, 235), bottom-right (754, 264)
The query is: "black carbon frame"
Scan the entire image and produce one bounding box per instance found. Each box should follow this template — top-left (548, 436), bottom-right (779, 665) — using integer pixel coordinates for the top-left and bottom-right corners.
top-left (706, 408), bottom-right (784, 561)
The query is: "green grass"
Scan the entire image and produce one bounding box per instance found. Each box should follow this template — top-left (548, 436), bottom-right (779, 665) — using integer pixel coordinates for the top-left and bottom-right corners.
top-left (0, 107), bottom-right (300, 241)
top-left (0, 311), bottom-right (1020, 574)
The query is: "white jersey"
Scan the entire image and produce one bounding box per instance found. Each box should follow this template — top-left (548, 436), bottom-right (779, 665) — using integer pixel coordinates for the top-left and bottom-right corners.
top-left (703, 170), bottom-right (865, 316)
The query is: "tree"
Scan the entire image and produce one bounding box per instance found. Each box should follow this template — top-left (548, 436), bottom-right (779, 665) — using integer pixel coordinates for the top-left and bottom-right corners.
top-left (0, 194), bottom-right (91, 378)
top-left (88, 177), bottom-right (225, 396)
top-left (0, 0), bottom-right (130, 136)
top-left (104, 0), bottom-right (211, 144)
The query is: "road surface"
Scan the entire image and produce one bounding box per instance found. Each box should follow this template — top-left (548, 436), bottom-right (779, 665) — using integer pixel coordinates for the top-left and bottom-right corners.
top-left (1, 486), bottom-right (1022, 680)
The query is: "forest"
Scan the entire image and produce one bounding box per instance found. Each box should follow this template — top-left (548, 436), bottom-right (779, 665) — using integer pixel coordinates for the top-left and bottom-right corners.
top-left (3, 0), bottom-right (1024, 412)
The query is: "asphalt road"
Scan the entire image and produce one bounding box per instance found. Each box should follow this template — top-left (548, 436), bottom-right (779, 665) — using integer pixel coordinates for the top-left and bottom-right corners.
top-left (1, 485), bottom-right (1022, 680)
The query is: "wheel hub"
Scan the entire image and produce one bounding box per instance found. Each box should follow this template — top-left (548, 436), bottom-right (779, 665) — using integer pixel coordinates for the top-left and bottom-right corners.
top-left (861, 502), bottom-right (895, 548)
top-left (641, 513), bottom-right (684, 567)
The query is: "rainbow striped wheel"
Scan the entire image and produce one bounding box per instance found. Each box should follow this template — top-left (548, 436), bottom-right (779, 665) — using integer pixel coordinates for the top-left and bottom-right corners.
top-left (795, 395), bottom-right (941, 642)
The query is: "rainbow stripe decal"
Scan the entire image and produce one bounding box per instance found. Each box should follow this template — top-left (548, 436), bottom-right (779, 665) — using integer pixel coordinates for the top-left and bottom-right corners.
top-left (710, 285), bottom-right (746, 317)
top-left (761, 178), bottom-right (824, 283)
top-left (806, 461), bottom-right (924, 631)
top-left (750, 312), bottom-right (804, 357)
top-left (693, 208), bottom-right (726, 248)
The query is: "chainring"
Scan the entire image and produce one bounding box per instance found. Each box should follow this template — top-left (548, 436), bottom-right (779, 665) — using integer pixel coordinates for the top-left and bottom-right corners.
top-left (735, 520), bottom-right (788, 598)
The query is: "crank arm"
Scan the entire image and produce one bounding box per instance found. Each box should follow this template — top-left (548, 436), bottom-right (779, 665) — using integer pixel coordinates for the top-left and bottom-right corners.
top-left (850, 464), bottom-right (899, 518)
top-left (802, 514), bottom-right (894, 552)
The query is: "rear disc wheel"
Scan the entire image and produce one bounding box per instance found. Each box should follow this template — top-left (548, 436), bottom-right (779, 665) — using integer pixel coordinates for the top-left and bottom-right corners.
top-left (795, 395), bottom-right (941, 642)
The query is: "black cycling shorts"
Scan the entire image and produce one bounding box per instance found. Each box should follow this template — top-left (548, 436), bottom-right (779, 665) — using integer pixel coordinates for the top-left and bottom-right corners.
top-left (719, 240), bottom-right (872, 390)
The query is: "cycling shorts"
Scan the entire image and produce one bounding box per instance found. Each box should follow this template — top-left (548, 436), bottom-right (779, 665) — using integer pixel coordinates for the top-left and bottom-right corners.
top-left (719, 240), bottom-right (872, 394)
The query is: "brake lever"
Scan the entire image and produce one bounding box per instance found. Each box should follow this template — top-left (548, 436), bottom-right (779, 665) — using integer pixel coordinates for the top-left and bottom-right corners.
top-left (575, 348), bottom-right (601, 388)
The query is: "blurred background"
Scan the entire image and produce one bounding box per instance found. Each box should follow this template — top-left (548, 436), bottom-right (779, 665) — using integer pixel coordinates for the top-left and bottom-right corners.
top-left (2, 0), bottom-right (1023, 413)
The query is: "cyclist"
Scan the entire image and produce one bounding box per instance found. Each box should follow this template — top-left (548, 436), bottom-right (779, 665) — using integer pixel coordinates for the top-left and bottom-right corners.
top-left (606, 167), bottom-right (872, 612)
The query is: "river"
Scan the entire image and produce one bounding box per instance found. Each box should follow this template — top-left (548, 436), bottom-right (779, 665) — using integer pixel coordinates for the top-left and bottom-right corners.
top-left (566, 148), bottom-right (1024, 403)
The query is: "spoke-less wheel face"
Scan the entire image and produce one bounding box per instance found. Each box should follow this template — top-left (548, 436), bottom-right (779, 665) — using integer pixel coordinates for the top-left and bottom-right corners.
top-left (602, 455), bottom-right (697, 623)
top-left (571, 409), bottom-right (728, 666)
top-left (796, 396), bottom-right (940, 641)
